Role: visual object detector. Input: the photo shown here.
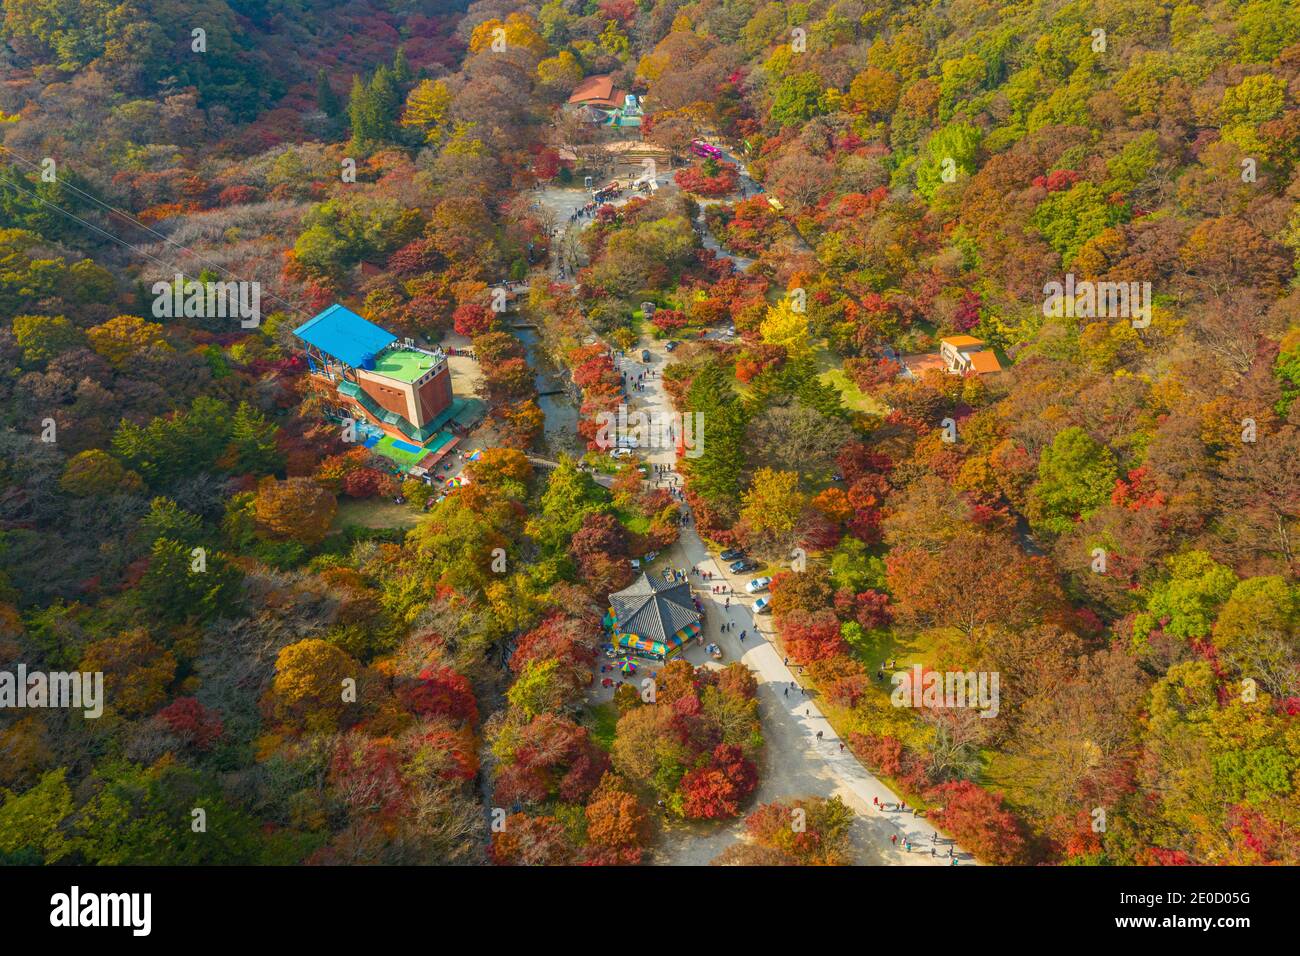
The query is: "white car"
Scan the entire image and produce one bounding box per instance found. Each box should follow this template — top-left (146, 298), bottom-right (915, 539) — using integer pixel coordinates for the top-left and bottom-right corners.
top-left (753, 597), bottom-right (770, 614)
top-left (745, 576), bottom-right (772, 594)
top-left (609, 448), bottom-right (633, 458)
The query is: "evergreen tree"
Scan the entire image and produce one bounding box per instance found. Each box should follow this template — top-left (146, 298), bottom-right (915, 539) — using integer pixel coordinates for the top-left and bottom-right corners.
top-left (347, 74), bottom-right (374, 149)
top-left (315, 68), bottom-right (341, 117)
top-left (229, 401), bottom-right (283, 475)
top-left (392, 46), bottom-right (412, 86)
top-left (685, 364), bottom-right (749, 518)
top-left (139, 538), bottom-right (243, 625)
top-left (369, 65), bottom-right (401, 142)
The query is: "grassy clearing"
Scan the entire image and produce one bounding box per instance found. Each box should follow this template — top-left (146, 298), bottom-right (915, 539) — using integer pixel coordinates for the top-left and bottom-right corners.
top-left (331, 498), bottom-right (423, 531)
top-left (818, 366), bottom-right (888, 415)
top-left (615, 507), bottom-right (652, 535)
top-left (584, 701), bottom-right (620, 752)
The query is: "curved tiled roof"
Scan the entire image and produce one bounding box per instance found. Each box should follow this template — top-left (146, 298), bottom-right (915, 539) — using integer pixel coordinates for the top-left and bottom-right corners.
top-left (609, 572), bottom-right (700, 641)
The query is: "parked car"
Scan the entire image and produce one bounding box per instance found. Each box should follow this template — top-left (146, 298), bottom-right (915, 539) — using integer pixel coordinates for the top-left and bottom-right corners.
top-left (753, 597), bottom-right (770, 614)
top-left (665, 340), bottom-right (679, 352)
top-left (719, 548), bottom-right (745, 561)
top-left (729, 558), bottom-right (759, 574)
top-left (745, 576), bottom-right (772, 594)
top-left (641, 348), bottom-right (652, 362)
top-left (609, 448), bottom-right (633, 458)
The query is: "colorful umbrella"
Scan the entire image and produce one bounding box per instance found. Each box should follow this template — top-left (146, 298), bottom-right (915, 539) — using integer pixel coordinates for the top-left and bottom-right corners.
top-left (619, 660), bottom-right (636, 675)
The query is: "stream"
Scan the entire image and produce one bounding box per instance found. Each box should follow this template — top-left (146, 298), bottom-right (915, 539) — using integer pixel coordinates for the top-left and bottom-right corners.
top-left (512, 325), bottom-right (582, 457)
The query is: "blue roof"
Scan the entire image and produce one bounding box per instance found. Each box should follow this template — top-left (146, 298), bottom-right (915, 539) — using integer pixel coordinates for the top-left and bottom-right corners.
top-left (292, 304), bottom-right (397, 370)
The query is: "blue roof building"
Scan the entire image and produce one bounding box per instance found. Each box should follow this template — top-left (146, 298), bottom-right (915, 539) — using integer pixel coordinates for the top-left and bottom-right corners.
top-left (292, 304), bottom-right (397, 371)
top-left (291, 304), bottom-right (485, 470)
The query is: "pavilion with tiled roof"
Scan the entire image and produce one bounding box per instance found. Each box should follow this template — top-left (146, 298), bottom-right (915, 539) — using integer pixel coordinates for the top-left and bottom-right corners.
top-left (605, 572), bottom-right (701, 661)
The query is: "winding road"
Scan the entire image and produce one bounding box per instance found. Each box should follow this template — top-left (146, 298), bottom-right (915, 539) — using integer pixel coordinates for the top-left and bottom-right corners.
top-left (538, 153), bottom-right (972, 864)
top-left (620, 338), bottom-right (972, 865)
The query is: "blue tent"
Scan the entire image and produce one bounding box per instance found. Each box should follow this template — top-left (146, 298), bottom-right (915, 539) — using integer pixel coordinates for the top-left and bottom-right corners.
top-left (292, 304), bottom-right (397, 370)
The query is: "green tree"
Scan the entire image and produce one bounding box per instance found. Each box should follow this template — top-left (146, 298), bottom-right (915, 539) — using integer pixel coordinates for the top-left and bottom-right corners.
top-left (1032, 181), bottom-right (1125, 267)
top-left (684, 364), bottom-right (748, 518)
top-left (1212, 576), bottom-right (1299, 694)
top-left (228, 402), bottom-right (283, 475)
top-left (140, 497), bottom-right (205, 548)
top-left (769, 72), bottom-right (826, 127)
top-left (916, 123), bottom-right (981, 200)
top-left (315, 68), bottom-right (341, 117)
top-left (77, 761), bottom-right (264, 865)
top-left (0, 768), bottom-right (74, 863)
top-left (139, 538), bottom-right (243, 624)
top-left (1134, 551), bottom-right (1238, 643)
top-left (527, 458), bottom-right (608, 555)
top-left (1028, 427), bottom-right (1117, 535)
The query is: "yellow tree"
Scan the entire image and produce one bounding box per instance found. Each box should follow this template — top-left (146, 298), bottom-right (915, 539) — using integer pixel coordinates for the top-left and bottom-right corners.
top-left (60, 450), bottom-right (144, 496)
top-left (271, 639), bottom-right (358, 729)
top-left (80, 630), bottom-right (177, 717)
top-left (468, 13), bottom-right (548, 56)
top-left (759, 298), bottom-right (812, 361)
top-left (536, 51), bottom-right (584, 92)
top-left (467, 447), bottom-right (533, 490)
top-left (740, 468), bottom-right (807, 557)
top-left (86, 315), bottom-right (170, 367)
top-left (401, 79), bottom-right (452, 144)
top-left (847, 66), bottom-right (900, 118)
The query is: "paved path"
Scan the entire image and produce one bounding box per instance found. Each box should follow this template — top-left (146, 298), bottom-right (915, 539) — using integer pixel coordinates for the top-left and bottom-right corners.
top-left (620, 338), bottom-right (974, 866)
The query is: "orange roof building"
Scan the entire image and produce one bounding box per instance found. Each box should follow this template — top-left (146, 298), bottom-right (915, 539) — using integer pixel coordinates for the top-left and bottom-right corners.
top-left (939, 335), bottom-right (1003, 375)
top-left (567, 74), bottom-right (628, 110)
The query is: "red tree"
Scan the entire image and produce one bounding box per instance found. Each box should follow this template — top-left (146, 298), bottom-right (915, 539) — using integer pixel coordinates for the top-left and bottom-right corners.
top-left (156, 697), bottom-right (224, 750)
top-left (453, 303), bottom-right (494, 338)
top-left (780, 608), bottom-right (847, 663)
top-left (681, 744), bottom-right (758, 819)
top-left (398, 665), bottom-right (479, 724)
top-left (927, 780), bottom-right (1029, 864)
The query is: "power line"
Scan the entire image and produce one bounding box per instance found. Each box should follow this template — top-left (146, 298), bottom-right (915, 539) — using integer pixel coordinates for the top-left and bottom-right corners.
top-left (0, 170), bottom-right (211, 289)
top-left (0, 146), bottom-right (309, 318)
